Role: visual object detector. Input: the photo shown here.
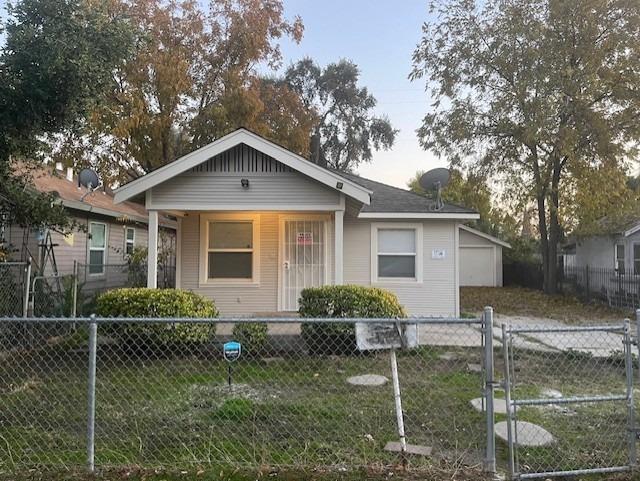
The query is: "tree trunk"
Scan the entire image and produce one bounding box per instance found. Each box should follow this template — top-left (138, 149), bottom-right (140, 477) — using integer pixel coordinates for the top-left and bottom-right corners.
top-left (545, 161), bottom-right (563, 295)
top-left (536, 193), bottom-right (550, 292)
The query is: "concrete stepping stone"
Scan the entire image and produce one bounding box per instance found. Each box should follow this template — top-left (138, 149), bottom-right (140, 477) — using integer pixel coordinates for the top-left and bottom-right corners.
top-left (470, 397), bottom-right (508, 414)
top-left (438, 352), bottom-right (457, 361)
top-left (384, 441), bottom-right (432, 456)
top-left (495, 421), bottom-right (555, 447)
top-left (346, 374), bottom-right (388, 386)
top-left (467, 363), bottom-right (482, 373)
top-left (541, 388), bottom-right (563, 399)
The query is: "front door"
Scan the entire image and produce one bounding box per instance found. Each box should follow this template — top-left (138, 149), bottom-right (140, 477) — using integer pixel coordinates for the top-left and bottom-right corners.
top-left (281, 218), bottom-right (328, 311)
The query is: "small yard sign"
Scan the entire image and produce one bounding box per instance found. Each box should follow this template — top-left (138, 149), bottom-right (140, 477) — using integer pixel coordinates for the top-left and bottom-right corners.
top-left (296, 232), bottom-right (313, 245)
top-left (355, 322), bottom-right (418, 351)
top-left (223, 341), bottom-right (242, 387)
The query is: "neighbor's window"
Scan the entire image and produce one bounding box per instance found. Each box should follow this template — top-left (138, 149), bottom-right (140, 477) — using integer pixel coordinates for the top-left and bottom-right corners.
top-left (89, 222), bottom-right (107, 275)
top-left (377, 228), bottom-right (417, 279)
top-left (207, 221), bottom-right (253, 279)
top-left (615, 244), bottom-right (625, 272)
top-left (634, 244), bottom-right (640, 275)
top-left (124, 227), bottom-right (135, 256)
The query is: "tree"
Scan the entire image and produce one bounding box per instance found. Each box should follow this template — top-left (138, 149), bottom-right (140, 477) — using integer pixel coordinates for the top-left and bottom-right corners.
top-left (57, 0), bottom-right (305, 184)
top-left (0, 0), bottom-right (133, 231)
top-left (411, 0), bottom-right (640, 293)
top-left (284, 57), bottom-right (397, 172)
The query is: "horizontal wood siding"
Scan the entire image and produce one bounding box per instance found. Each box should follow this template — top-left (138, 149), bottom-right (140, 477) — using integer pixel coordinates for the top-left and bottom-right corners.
top-left (149, 144), bottom-right (340, 209)
top-left (343, 217), bottom-right (457, 316)
top-left (180, 211), bottom-right (335, 316)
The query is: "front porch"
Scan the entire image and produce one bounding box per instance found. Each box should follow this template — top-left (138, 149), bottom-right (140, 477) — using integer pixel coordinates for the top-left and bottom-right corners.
top-left (146, 209), bottom-right (345, 315)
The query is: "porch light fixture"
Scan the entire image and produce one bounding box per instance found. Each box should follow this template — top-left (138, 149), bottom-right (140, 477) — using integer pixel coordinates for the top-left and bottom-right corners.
top-left (241, 178), bottom-right (250, 189)
top-left (336, 181), bottom-right (343, 190)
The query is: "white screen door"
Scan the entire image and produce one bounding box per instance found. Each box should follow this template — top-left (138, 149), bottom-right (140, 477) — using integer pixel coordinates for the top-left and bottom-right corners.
top-left (282, 219), bottom-right (327, 311)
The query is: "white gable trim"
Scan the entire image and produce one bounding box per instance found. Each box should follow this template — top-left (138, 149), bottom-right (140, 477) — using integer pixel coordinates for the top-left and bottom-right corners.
top-left (459, 224), bottom-right (511, 248)
top-left (358, 212), bottom-right (480, 220)
top-left (113, 129), bottom-right (372, 205)
top-left (624, 223), bottom-right (640, 237)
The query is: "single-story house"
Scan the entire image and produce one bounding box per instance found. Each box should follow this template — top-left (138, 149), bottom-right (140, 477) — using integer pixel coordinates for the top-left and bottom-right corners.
top-left (573, 218), bottom-right (640, 273)
top-left (113, 129), bottom-right (479, 317)
top-left (2, 165), bottom-right (177, 289)
top-left (458, 225), bottom-right (510, 287)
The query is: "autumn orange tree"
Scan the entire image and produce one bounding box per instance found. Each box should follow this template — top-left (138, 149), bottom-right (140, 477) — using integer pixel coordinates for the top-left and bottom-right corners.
top-left (55, 0), bottom-right (309, 184)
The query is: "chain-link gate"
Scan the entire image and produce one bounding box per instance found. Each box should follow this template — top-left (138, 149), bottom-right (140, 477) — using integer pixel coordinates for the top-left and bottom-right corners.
top-left (501, 322), bottom-right (637, 479)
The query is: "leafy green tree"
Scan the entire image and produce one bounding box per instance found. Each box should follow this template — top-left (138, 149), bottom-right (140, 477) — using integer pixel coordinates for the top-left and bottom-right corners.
top-left (411, 0), bottom-right (640, 293)
top-left (284, 57), bottom-right (397, 171)
top-left (0, 0), bottom-right (133, 231)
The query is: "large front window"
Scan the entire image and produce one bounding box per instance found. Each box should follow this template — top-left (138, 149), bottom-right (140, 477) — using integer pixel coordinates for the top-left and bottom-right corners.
top-left (89, 222), bottom-right (107, 275)
top-left (200, 214), bottom-right (260, 284)
top-left (208, 221), bottom-right (253, 279)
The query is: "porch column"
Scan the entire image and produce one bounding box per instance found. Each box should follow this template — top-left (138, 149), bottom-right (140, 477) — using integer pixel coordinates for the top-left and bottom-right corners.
top-left (334, 208), bottom-right (344, 284)
top-left (147, 210), bottom-right (158, 288)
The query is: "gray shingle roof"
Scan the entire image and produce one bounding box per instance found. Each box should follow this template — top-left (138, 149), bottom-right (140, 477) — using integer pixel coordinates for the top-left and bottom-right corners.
top-left (336, 171), bottom-right (477, 214)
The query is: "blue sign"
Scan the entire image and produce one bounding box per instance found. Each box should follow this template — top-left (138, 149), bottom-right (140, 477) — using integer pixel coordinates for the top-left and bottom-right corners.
top-left (223, 341), bottom-right (242, 362)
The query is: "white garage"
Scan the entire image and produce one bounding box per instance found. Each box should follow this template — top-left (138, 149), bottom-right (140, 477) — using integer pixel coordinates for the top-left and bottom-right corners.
top-left (458, 225), bottom-right (510, 287)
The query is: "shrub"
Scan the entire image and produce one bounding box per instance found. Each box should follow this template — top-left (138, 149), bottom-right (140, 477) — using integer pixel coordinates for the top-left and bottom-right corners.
top-left (232, 322), bottom-right (268, 356)
top-left (96, 288), bottom-right (217, 346)
top-left (298, 285), bottom-right (406, 354)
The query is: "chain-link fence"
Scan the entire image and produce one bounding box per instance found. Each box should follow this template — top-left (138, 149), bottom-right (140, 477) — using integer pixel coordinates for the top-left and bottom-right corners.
top-left (0, 315), bottom-right (495, 473)
top-left (501, 322), bottom-right (636, 479)
top-left (0, 262), bottom-right (29, 317)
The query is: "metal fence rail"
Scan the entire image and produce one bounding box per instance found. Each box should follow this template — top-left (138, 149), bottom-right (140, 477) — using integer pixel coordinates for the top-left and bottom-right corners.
top-left (0, 313), bottom-right (495, 473)
top-left (501, 321), bottom-right (636, 480)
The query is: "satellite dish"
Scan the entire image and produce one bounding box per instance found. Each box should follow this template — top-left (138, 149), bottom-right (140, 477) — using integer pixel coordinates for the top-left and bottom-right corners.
top-left (78, 168), bottom-right (100, 202)
top-left (78, 168), bottom-right (99, 190)
top-left (419, 168), bottom-right (450, 211)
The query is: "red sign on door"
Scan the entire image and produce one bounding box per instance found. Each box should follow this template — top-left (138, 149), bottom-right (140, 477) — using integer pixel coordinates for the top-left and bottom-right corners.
top-left (297, 232), bottom-right (313, 245)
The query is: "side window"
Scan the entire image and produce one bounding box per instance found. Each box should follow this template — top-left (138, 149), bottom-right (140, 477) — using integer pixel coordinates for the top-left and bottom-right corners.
top-left (377, 228), bottom-right (417, 279)
top-left (125, 227), bottom-right (135, 256)
top-left (89, 222), bottom-right (107, 275)
top-left (634, 244), bottom-right (640, 275)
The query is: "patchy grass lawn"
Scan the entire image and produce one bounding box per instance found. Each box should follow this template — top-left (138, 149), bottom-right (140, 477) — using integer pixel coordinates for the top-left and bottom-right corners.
top-left (3, 466), bottom-right (489, 481)
top-left (461, 286), bottom-right (630, 322)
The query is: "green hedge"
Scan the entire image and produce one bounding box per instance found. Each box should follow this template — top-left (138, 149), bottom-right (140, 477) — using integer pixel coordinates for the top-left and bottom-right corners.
top-left (96, 288), bottom-right (217, 346)
top-left (298, 285), bottom-right (406, 354)
top-left (232, 322), bottom-right (269, 356)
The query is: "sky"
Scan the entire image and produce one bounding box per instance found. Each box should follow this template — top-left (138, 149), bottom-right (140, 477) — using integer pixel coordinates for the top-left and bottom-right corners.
top-left (273, 0), bottom-right (441, 189)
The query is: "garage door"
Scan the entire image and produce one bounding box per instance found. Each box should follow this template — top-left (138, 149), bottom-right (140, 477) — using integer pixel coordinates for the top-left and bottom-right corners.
top-left (460, 247), bottom-right (495, 286)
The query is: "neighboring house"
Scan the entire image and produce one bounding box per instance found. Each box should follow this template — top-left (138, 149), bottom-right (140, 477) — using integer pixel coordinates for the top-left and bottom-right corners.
top-left (2, 165), bottom-right (177, 291)
top-left (113, 129), bottom-right (479, 316)
top-left (574, 219), bottom-right (640, 273)
top-left (458, 225), bottom-right (510, 287)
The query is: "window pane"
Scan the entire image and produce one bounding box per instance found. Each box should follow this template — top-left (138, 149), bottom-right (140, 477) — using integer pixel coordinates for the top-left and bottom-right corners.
top-left (125, 243), bottom-right (134, 255)
top-left (378, 255), bottom-right (415, 278)
top-left (208, 252), bottom-right (252, 278)
top-left (90, 224), bottom-right (106, 248)
top-left (634, 244), bottom-right (640, 260)
top-left (89, 250), bottom-right (104, 274)
top-left (209, 222), bottom-right (252, 249)
top-left (126, 228), bottom-right (135, 241)
top-left (378, 229), bottom-right (415, 253)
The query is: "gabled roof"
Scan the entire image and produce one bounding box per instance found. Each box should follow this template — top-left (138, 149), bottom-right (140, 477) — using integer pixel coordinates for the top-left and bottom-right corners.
top-left (337, 171), bottom-right (479, 219)
top-left (459, 224), bottom-right (511, 248)
top-left (114, 129), bottom-right (372, 205)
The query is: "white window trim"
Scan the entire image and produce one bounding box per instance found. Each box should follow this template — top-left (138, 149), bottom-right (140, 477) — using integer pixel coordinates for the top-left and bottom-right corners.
top-left (199, 213), bottom-right (260, 286)
top-left (633, 242), bottom-right (640, 275)
top-left (124, 226), bottom-right (135, 257)
top-left (371, 222), bottom-right (423, 284)
top-left (88, 221), bottom-right (108, 276)
top-left (615, 243), bottom-right (625, 271)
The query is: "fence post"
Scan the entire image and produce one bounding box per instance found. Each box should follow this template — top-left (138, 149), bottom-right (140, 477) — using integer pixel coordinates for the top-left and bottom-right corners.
top-left (502, 323), bottom-right (516, 479)
top-left (72, 260), bottom-right (78, 318)
top-left (483, 306), bottom-right (496, 474)
top-left (23, 258), bottom-right (31, 318)
top-left (636, 309), bottom-right (640, 383)
top-left (87, 315), bottom-right (97, 472)
top-left (624, 319), bottom-right (637, 468)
